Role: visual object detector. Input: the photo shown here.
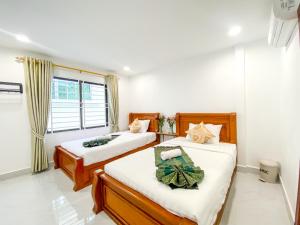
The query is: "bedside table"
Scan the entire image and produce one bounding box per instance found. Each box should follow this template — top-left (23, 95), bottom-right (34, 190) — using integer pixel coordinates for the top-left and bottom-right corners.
top-left (156, 132), bottom-right (177, 143)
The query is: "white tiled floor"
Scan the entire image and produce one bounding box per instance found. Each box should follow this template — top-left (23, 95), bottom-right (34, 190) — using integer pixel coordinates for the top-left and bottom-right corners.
top-left (0, 169), bottom-right (291, 225)
top-left (220, 172), bottom-right (291, 225)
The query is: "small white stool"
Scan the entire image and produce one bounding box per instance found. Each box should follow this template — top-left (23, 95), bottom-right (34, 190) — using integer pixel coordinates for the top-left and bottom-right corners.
top-left (259, 160), bottom-right (280, 183)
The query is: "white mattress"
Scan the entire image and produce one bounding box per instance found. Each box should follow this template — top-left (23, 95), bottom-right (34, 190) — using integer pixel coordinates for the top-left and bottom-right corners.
top-left (60, 131), bottom-right (156, 166)
top-left (104, 137), bottom-right (236, 225)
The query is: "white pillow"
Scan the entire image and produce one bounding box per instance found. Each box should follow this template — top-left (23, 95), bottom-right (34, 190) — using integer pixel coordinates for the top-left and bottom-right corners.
top-left (186, 123), bottom-right (196, 140)
top-left (128, 119), bottom-right (150, 133)
top-left (186, 123), bottom-right (222, 144)
top-left (139, 120), bottom-right (150, 133)
top-left (205, 124), bottom-right (222, 144)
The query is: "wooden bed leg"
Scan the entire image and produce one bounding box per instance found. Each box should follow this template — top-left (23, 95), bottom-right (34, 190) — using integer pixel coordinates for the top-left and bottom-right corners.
top-left (53, 147), bottom-right (59, 169)
top-left (73, 158), bottom-right (85, 192)
top-left (73, 183), bottom-right (80, 192)
top-left (92, 169), bottom-right (105, 214)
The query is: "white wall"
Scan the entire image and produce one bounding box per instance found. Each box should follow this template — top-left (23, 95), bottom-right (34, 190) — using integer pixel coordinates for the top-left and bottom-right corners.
top-left (244, 40), bottom-right (282, 167)
top-left (0, 47), bottom-right (31, 175)
top-left (128, 49), bottom-right (236, 114)
top-left (128, 41), bottom-right (283, 167)
top-left (279, 27), bottom-right (300, 219)
top-left (0, 46), bottom-right (130, 175)
top-left (127, 48), bottom-right (249, 165)
top-left (118, 75), bottom-right (130, 129)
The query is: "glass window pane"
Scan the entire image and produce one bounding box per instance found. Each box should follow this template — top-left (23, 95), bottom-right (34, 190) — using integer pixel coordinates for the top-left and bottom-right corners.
top-left (82, 83), bottom-right (106, 128)
top-left (48, 78), bottom-right (80, 132)
top-left (48, 77), bottom-right (107, 132)
top-left (82, 83), bottom-right (91, 100)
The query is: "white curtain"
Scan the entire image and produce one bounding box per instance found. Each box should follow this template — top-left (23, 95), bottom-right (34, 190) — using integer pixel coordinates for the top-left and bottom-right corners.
top-left (23, 57), bottom-right (53, 173)
top-left (105, 75), bottom-right (119, 132)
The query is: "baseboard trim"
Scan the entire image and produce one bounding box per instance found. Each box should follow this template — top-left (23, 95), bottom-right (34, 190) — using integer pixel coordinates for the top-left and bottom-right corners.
top-left (279, 175), bottom-right (295, 224)
top-left (0, 161), bottom-right (54, 181)
top-left (237, 164), bottom-right (259, 174)
top-left (0, 167), bottom-right (32, 181)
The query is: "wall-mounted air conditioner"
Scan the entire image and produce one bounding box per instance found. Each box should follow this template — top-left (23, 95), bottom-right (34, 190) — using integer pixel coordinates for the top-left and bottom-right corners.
top-left (268, 0), bottom-right (300, 47)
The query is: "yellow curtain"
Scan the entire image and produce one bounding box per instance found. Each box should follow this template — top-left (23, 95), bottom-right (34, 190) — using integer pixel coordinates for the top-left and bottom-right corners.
top-left (105, 75), bottom-right (119, 132)
top-left (24, 57), bottom-right (52, 173)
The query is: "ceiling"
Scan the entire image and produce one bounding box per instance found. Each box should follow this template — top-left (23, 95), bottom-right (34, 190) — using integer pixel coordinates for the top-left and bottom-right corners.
top-left (0, 0), bottom-right (272, 75)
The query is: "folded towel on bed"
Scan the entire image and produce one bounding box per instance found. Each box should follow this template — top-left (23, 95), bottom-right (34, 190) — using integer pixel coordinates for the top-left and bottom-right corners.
top-left (154, 146), bottom-right (204, 189)
top-left (160, 148), bottom-right (182, 160)
top-left (155, 146), bottom-right (193, 167)
top-left (82, 135), bottom-right (120, 148)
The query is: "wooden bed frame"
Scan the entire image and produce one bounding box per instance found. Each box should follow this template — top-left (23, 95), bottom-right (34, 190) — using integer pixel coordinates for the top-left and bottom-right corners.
top-left (92, 112), bottom-right (237, 225)
top-left (54, 112), bottom-right (160, 191)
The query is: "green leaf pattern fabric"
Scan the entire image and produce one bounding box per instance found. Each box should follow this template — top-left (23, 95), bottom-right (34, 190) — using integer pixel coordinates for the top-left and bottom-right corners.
top-left (83, 135), bottom-right (120, 148)
top-left (83, 138), bottom-right (111, 148)
top-left (155, 146), bottom-right (204, 189)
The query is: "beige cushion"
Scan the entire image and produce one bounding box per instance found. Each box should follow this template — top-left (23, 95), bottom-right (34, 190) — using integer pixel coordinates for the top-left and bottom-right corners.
top-left (129, 118), bottom-right (141, 133)
top-left (185, 122), bottom-right (214, 144)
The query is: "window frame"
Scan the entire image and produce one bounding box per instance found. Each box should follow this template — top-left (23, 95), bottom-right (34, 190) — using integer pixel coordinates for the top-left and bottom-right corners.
top-left (48, 76), bottom-right (108, 133)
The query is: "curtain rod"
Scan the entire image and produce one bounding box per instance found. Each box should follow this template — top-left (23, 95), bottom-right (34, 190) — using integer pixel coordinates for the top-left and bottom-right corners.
top-left (15, 56), bottom-right (107, 77)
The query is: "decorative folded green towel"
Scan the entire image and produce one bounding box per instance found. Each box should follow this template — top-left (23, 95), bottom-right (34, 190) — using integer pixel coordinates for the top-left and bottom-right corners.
top-left (82, 135), bottom-right (120, 148)
top-left (83, 138), bottom-right (111, 148)
top-left (154, 146), bottom-right (204, 189)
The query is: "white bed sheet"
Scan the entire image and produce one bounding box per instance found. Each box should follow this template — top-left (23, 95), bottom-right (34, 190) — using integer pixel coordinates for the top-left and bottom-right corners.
top-left (104, 137), bottom-right (236, 225)
top-left (60, 131), bottom-right (156, 166)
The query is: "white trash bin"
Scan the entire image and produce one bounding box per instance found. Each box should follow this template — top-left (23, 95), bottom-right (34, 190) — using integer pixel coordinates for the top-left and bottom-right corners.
top-left (259, 160), bottom-right (279, 183)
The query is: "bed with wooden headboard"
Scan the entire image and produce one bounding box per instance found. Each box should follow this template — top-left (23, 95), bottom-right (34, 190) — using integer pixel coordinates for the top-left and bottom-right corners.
top-left (176, 112), bottom-right (237, 143)
top-left (53, 112), bottom-right (160, 191)
top-left (92, 112), bottom-right (237, 225)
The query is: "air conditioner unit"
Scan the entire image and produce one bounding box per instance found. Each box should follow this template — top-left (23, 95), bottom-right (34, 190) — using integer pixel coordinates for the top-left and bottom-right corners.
top-left (268, 0), bottom-right (300, 47)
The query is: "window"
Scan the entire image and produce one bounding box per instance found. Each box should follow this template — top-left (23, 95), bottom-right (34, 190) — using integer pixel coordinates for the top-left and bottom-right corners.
top-left (48, 77), bottom-right (108, 132)
top-left (82, 81), bottom-right (108, 128)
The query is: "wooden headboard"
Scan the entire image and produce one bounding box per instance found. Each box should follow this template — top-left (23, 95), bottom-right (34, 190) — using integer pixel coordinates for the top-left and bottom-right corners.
top-left (129, 113), bottom-right (160, 132)
top-left (175, 113), bottom-right (237, 144)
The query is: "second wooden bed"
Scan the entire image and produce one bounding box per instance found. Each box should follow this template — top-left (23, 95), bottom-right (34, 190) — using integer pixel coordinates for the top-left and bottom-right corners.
top-left (54, 112), bottom-right (160, 191)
